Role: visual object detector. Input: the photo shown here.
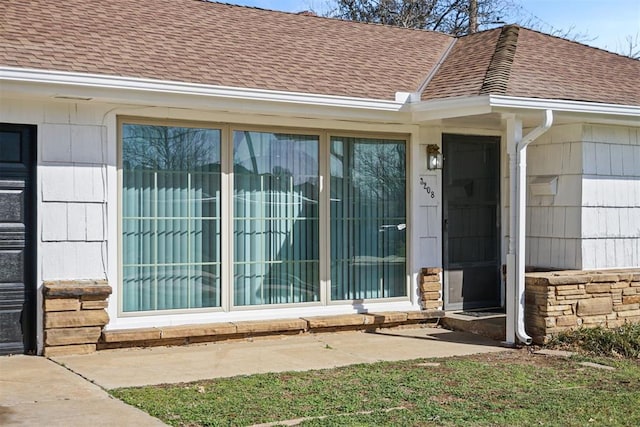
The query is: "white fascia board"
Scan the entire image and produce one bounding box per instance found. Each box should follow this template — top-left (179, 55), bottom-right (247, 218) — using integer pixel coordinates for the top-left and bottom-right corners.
top-left (410, 95), bottom-right (493, 121)
top-left (410, 94), bottom-right (640, 124)
top-left (0, 66), bottom-right (407, 112)
top-left (489, 95), bottom-right (640, 119)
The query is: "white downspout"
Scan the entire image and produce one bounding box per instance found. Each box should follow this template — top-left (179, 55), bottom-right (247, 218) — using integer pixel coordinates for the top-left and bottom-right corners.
top-left (506, 110), bottom-right (553, 345)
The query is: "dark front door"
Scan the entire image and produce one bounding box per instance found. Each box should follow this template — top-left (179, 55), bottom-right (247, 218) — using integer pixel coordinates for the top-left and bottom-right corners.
top-left (443, 134), bottom-right (500, 310)
top-left (0, 124), bottom-right (36, 355)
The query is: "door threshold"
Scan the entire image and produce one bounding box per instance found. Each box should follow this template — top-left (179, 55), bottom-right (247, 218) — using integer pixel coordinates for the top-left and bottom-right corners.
top-left (442, 311), bottom-right (506, 341)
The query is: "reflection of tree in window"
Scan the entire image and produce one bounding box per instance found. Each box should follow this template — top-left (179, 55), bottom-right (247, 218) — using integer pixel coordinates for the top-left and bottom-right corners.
top-left (330, 137), bottom-right (406, 300)
top-left (353, 143), bottom-right (405, 210)
top-left (123, 125), bottom-right (219, 170)
top-left (121, 124), bottom-right (222, 312)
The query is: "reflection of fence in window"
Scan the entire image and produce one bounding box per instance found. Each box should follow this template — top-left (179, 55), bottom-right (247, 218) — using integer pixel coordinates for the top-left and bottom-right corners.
top-left (121, 124), bottom-right (222, 312)
top-left (330, 137), bottom-right (407, 301)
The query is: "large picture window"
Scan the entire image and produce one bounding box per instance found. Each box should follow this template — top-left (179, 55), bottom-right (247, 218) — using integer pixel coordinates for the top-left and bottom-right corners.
top-left (122, 124), bottom-right (222, 312)
top-left (330, 137), bottom-right (407, 300)
top-left (233, 131), bottom-right (320, 306)
top-left (120, 121), bottom-right (407, 314)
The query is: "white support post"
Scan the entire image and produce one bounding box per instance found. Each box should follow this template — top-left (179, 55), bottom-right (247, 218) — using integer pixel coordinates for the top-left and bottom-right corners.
top-left (505, 115), bottom-right (521, 346)
top-left (504, 110), bottom-right (553, 346)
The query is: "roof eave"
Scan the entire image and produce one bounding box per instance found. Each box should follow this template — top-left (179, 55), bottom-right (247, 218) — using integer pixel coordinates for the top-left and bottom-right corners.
top-left (410, 95), bottom-right (493, 122)
top-left (410, 94), bottom-right (640, 124)
top-left (489, 95), bottom-right (640, 118)
top-left (3, 68), bottom-right (638, 127)
top-left (0, 66), bottom-right (409, 116)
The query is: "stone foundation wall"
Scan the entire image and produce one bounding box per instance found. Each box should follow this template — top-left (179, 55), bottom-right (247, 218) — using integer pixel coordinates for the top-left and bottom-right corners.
top-left (101, 311), bottom-right (443, 349)
top-left (419, 268), bottom-right (443, 310)
top-left (40, 273), bottom-right (447, 353)
top-left (525, 269), bottom-right (640, 344)
top-left (42, 280), bottom-right (112, 356)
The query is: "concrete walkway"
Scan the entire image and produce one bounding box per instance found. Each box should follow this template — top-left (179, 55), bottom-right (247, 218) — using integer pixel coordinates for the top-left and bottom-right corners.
top-left (1, 327), bottom-right (506, 426)
top-left (0, 355), bottom-right (165, 426)
top-left (53, 327), bottom-right (506, 389)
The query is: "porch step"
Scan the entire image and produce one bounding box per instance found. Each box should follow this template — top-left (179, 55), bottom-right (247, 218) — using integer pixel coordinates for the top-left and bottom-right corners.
top-left (441, 312), bottom-right (506, 341)
top-left (99, 310), bottom-right (445, 350)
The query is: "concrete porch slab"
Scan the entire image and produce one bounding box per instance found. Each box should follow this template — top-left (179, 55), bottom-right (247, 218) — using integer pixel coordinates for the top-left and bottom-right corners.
top-left (52, 326), bottom-right (507, 390)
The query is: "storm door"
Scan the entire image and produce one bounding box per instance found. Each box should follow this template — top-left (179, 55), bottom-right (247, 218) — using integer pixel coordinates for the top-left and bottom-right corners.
top-left (442, 134), bottom-right (500, 310)
top-left (0, 124), bottom-right (36, 354)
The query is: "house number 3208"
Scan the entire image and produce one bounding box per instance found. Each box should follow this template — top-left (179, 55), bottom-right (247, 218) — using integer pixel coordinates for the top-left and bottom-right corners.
top-left (419, 177), bottom-right (436, 198)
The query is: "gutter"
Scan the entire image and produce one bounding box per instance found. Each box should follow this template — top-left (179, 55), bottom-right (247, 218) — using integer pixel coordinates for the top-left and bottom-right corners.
top-left (506, 109), bottom-right (553, 345)
top-left (489, 95), bottom-right (640, 117)
top-left (411, 94), bottom-right (640, 123)
top-left (0, 67), bottom-right (406, 112)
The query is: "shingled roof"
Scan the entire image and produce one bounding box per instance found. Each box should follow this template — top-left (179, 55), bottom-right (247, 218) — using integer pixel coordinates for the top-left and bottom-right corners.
top-left (0, 0), bottom-right (452, 100)
top-left (1, 0), bottom-right (639, 106)
top-left (423, 26), bottom-right (640, 105)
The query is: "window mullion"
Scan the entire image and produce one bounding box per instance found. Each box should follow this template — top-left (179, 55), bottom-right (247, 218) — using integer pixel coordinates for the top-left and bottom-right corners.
top-left (153, 171), bottom-right (158, 310)
top-left (221, 125), bottom-right (232, 312)
top-left (319, 131), bottom-right (330, 305)
top-left (187, 172), bottom-right (192, 308)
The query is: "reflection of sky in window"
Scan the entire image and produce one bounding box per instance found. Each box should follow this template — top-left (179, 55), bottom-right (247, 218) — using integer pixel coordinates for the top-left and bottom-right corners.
top-left (233, 131), bottom-right (318, 186)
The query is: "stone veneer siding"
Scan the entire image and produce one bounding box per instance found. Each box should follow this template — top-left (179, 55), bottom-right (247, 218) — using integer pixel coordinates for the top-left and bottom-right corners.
top-left (42, 280), bottom-right (111, 357)
top-left (525, 269), bottom-right (640, 344)
top-left (419, 268), bottom-right (443, 310)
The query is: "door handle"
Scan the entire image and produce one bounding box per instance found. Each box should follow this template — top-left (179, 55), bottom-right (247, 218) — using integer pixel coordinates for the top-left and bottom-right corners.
top-left (443, 219), bottom-right (448, 231)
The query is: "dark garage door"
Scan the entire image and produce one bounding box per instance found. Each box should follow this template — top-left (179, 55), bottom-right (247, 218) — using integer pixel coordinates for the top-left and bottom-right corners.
top-left (0, 124), bottom-right (36, 355)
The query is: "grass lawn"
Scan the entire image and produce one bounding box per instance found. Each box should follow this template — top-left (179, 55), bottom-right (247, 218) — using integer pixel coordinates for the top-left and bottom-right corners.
top-left (111, 350), bottom-right (640, 426)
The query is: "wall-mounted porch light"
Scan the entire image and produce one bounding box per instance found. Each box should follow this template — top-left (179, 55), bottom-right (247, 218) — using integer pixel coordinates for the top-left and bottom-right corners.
top-left (426, 144), bottom-right (443, 170)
